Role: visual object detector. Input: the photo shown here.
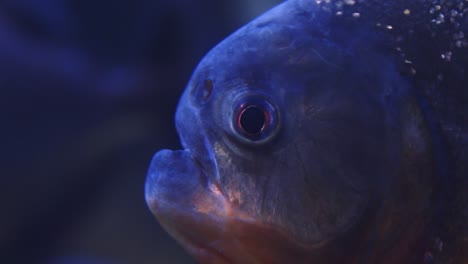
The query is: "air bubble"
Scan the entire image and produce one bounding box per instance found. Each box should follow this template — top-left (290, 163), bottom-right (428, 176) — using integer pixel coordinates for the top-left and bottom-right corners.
top-left (423, 251), bottom-right (434, 263)
top-left (453, 31), bottom-right (465, 40)
top-left (343, 0), bottom-right (356, 5)
top-left (336, 11), bottom-right (343, 16)
top-left (404, 9), bottom-right (411, 15)
top-left (441, 51), bottom-right (452, 61)
top-left (434, 238), bottom-right (443, 252)
top-left (436, 13), bottom-right (445, 24)
top-left (455, 40), bottom-right (467, 48)
top-left (352, 12), bottom-right (361, 18)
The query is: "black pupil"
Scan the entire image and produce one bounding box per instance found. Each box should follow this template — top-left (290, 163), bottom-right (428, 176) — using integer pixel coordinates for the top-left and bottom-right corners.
top-left (240, 106), bottom-right (266, 135)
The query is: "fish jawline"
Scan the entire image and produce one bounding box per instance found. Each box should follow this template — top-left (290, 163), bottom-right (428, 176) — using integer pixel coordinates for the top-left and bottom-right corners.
top-left (151, 197), bottom-right (343, 264)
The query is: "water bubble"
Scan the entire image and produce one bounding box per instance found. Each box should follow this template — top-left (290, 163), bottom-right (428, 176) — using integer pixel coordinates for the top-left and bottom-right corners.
top-left (336, 11), bottom-right (343, 16)
top-left (432, 13), bottom-right (445, 24)
top-left (321, 6), bottom-right (332, 12)
top-left (453, 31), bottom-right (465, 40)
top-left (435, 5), bottom-right (441, 11)
top-left (386, 25), bottom-right (393, 30)
top-left (455, 39), bottom-right (468, 48)
top-left (343, 0), bottom-right (356, 5)
top-left (434, 237), bottom-right (444, 252)
top-left (423, 251), bottom-right (434, 263)
top-left (404, 9), bottom-right (411, 15)
top-left (441, 51), bottom-right (452, 61)
top-left (451, 9), bottom-right (459, 16)
top-left (352, 12), bottom-right (361, 18)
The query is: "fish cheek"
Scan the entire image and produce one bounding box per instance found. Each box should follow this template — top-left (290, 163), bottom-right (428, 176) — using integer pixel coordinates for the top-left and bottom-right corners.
top-left (267, 75), bottom-right (399, 242)
top-left (211, 104), bottom-right (374, 245)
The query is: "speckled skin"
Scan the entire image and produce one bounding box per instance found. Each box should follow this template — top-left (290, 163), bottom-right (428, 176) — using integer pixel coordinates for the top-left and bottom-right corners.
top-left (145, 0), bottom-right (468, 263)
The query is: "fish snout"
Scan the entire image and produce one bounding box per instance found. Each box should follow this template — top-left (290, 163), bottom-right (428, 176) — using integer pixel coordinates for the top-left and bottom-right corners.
top-left (145, 149), bottom-right (204, 214)
top-left (145, 149), bottom-right (237, 261)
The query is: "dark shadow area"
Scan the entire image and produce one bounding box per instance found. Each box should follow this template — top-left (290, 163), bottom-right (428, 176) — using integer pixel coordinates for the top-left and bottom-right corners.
top-left (0, 1), bottom-right (281, 263)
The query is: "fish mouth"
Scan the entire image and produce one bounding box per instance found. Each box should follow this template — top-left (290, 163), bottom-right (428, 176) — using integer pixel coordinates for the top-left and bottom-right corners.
top-left (145, 149), bottom-right (237, 262)
top-left (145, 149), bottom-right (321, 263)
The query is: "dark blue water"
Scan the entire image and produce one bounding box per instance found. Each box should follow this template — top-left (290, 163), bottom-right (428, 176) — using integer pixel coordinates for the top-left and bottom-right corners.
top-left (0, 1), bottom-right (281, 263)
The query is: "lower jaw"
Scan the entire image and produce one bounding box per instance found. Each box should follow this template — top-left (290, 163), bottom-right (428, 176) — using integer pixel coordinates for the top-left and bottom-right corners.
top-left (181, 241), bottom-right (232, 264)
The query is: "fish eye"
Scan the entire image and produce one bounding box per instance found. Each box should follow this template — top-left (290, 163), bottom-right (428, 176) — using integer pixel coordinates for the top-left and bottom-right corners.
top-left (231, 95), bottom-right (279, 144)
top-left (239, 105), bottom-right (267, 135)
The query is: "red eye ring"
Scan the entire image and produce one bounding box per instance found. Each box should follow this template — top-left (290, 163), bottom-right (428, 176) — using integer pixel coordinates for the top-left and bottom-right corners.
top-left (231, 94), bottom-right (279, 143)
top-left (237, 104), bottom-right (271, 136)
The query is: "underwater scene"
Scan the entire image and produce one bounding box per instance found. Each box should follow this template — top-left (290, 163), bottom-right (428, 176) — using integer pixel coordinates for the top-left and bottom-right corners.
top-left (2, 0), bottom-right (467, 263)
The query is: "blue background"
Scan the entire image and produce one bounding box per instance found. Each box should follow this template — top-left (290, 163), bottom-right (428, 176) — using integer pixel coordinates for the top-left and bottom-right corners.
top-left (0, 1), bottom-right (281, 263)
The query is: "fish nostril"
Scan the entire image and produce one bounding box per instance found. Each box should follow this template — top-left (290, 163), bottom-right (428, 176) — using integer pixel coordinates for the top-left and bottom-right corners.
top-left (190, 78), bottom-right (214, 104)
top-left (202, 79), bottom-right (214, 101)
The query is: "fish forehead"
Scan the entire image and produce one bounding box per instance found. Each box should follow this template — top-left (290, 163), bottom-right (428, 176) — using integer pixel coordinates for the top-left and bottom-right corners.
top-left (193, 2), bottom-right (336, 76)
top-left (185, 0), bottom-right (400, 106)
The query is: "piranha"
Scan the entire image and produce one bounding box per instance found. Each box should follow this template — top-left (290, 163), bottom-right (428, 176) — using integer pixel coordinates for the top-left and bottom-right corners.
top-left (145, 0), bottom-right (468, 263)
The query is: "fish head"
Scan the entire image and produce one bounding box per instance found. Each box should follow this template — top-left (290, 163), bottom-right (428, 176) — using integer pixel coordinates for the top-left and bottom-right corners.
top-left (146, 1), bottom-right (438, 263)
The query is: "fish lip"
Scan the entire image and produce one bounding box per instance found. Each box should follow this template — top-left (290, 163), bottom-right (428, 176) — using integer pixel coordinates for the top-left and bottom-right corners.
top-left (153, 207), bottom-right (233, 264)
top-left (184, 139), bottom-right (228, 195)
top-left (179, 236), bottom-right (232, 264)
top-left (191, 154), bottom-right (210, 188)
top-left (145, 148), bottom-right (231, 242)
top-left (189, 149), bottom-right (232, 209)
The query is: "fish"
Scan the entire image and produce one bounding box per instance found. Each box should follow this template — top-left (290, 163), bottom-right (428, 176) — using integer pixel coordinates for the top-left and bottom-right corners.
top-left (145, 0), bottom-right (468, 263)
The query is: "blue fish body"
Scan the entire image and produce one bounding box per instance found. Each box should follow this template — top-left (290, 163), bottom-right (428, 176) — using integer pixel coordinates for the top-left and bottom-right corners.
top-left (146, 0), bottom-right (468, 263)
